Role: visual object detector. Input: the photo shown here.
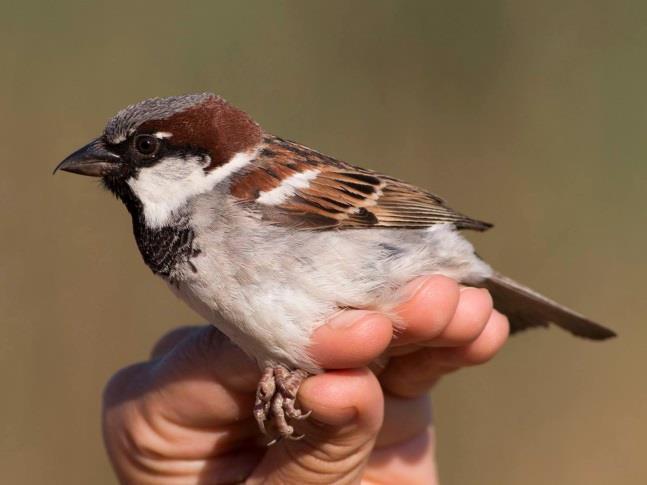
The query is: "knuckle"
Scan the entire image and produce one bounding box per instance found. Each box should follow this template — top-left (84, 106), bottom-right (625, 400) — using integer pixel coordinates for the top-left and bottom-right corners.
top-left (193, 325), bottom-right (219, 357)
top-left (103, 383), bottom-right (172, 463)
top-left (101, 365), bottom-right (162, 459)
top-left (102, 362), bottom-right (149, 409)
top-left (122, 409), bottom-right (168, 460)
top-left (181, 325), bottom-right (225, 365)
top-left (149, 325), bottom-right (200, 359)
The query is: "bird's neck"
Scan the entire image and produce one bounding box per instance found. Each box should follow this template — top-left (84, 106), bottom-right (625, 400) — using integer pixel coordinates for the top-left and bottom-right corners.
top-left (131, 217), bottom-right (198, 279)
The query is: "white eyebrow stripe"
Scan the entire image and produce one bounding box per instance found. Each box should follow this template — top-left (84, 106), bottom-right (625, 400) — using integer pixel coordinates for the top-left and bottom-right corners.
top-left (256, 169), bottom-right (320, 205)
top-left (207, 149), bottom-right (259, 187)
top-left (154, 131), bottom-right (173, 139)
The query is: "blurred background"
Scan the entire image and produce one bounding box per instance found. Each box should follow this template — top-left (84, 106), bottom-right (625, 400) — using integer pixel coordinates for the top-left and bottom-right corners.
top-left (1, 1), bottom-right (645, 483)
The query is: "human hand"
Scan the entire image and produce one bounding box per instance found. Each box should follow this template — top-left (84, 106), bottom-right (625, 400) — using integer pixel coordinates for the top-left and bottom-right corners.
top-left (102, 275), bottom-right (509, 484)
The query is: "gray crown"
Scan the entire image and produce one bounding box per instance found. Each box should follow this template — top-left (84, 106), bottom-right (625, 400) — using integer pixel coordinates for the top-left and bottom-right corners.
top-left (104, 93), bottom-right (214, 144)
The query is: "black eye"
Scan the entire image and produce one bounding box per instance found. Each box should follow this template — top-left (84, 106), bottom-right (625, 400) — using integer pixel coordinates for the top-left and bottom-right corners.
top-left (133, 135), bottom-right (160, 157)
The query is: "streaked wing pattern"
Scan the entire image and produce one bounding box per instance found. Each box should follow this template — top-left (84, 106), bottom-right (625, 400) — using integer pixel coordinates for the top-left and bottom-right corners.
top-left (230, 136), bottom-right (492, 231)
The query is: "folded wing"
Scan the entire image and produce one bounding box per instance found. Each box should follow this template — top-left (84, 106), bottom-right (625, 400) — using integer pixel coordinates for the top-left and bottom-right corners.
top-left (231, 136), bottom-right (492, 231)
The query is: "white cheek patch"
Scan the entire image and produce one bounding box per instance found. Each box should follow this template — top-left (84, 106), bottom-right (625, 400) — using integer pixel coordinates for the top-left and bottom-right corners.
top-left (256, 169), bottom-right (320, 205)
top-left (128, 149), bottom-right (257, 228)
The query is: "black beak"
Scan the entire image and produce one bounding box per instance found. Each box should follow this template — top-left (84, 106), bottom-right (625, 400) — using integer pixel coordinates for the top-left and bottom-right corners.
top-left (53, 138), bottom-right (123, 177)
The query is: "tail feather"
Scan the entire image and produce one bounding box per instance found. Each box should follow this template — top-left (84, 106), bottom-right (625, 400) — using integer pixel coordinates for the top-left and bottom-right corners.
top-left (480, 273), bottom-right (616, 340)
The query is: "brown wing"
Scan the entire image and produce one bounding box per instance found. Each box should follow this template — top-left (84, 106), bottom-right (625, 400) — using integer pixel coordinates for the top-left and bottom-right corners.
top-left (230, 136), bottom-right (492, 231)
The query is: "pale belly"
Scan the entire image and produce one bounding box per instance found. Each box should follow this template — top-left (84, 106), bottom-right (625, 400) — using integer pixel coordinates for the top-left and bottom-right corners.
top-left (166, 224), bottom-right (492, 372)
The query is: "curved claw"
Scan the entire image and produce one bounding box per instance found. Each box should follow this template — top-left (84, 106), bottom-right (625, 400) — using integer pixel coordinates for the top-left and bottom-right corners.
top-left (293, 409), bottom-right (312, 421)
top-left (254, 402), bottom-right (269, 435)
top-left (254, 364), bottom-right (312, 442)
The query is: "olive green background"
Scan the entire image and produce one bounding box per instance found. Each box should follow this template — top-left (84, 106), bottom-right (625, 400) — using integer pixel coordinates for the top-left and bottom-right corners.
top-left (1, 1), bottom-right (645, 484)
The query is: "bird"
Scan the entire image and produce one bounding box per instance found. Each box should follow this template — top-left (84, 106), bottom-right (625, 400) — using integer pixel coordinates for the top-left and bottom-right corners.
top-left (55, 93), bottom-right (615, 440)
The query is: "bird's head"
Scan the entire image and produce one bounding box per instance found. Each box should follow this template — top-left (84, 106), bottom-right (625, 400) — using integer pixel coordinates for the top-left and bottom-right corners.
top-left (55, 93), bottom-right (262, 228)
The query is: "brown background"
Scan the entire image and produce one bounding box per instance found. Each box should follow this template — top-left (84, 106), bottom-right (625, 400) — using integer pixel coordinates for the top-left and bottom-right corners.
top-left (1, 1), bottom-right (645, 483)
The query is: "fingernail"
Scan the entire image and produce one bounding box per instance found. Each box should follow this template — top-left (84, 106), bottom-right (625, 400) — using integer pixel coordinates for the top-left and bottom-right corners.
top-left (459, 286), bottom-right (479, 293)
top-left (399, 276), bottom-right (432, 301)
top-left (327, 310), bottom-right (375, 329)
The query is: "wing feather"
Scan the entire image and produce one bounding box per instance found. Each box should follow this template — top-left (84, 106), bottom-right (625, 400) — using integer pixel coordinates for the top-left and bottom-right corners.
top-left (230, 136), bottom-right (492, 231)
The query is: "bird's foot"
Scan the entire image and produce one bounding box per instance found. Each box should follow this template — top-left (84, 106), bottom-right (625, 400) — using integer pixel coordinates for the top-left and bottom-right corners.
top-left (254, 364), bottom-right (311, 444)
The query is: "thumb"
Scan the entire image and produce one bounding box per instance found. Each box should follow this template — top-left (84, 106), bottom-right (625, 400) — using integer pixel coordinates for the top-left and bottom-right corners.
top-left (247, 368), bottom-right (384, 484)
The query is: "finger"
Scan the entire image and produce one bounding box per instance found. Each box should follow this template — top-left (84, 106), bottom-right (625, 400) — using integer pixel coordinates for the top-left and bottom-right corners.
top-left (379, 310), bottom-right (509, 398)
top-left (103, 326), bottom-right (261, 461)
top-left (376, 393), bottom-right (433, 447)
top-left (247, 368), bottom-right (383, 484)
top-left (436, 309), bottom-right (510, 366)
top-left (150, 325), bottom-right (201, 358)
top-left (391, 275), bottom-right (460, 346)
top-left (310, 310), bottom-right (393, 368)
top-left (145, 326), bottom-right (260, 425)
top-left (426, 287), bottom-right (493, 346)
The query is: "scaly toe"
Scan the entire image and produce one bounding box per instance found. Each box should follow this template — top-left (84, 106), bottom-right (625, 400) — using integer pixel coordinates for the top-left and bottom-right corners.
top-left (254, 364), bottom-right (312, 441)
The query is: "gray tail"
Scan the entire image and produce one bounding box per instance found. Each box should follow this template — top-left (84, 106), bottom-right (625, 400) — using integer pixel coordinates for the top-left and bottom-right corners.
top-left (479, 273), bottom-right (616, 340)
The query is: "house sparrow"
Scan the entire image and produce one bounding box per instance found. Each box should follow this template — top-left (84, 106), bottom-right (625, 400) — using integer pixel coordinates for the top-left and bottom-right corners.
top-left (55, 93), bottom-right (615, 440)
